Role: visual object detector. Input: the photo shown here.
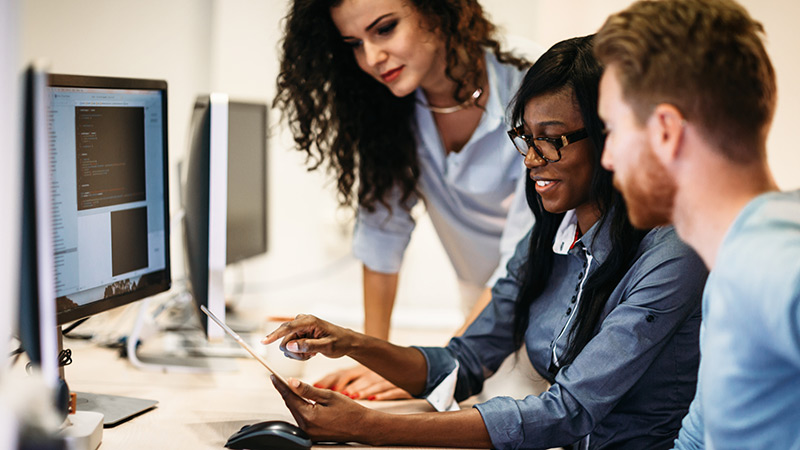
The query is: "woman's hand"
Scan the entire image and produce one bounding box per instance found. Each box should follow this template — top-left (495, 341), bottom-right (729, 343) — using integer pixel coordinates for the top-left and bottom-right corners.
top-left (271, 375), bottom-right (379, 444)
top-left (314, 365), bottom-right (412, 400)
top-left (261, 314), bottom-right (355, 361)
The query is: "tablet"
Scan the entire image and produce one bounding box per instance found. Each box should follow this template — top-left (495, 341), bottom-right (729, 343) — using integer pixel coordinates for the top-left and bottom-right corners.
top-left (200, 305), bottom-right (289, 386)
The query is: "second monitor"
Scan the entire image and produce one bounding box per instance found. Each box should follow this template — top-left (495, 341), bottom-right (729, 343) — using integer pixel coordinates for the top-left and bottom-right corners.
top-left (183, 94), bottom-right (268, 341)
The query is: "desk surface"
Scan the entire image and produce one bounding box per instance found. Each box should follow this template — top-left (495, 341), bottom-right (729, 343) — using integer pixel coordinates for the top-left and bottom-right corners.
top-left (62, 327), bottom-right (477, 450)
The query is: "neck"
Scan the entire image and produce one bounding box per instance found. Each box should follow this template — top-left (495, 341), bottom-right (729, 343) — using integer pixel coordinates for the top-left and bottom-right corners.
top-left (672, 150), bottom-right (778, 269)
top-left (420, 60), bottom-right (486, 108)
top-left (575, 202), bottom-right (602, 235)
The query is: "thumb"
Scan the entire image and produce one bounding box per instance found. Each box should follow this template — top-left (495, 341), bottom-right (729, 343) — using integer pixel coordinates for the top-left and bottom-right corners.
top-left (287, 377), bottom-right (332, 404)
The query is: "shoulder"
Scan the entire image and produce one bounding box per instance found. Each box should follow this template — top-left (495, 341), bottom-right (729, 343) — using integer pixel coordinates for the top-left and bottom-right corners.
top-left (623, 226), bottom-right (708, 303)
top-left (715, 191), bottom-right (800, 307)
top-left (484, 41), bottom-right (538, 104)
top-left (637, 226), bottom-right (704, 269)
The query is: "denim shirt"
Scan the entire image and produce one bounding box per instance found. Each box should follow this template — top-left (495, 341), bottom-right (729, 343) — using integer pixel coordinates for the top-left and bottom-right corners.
top-left (416, 212), bottom-right (707, 449)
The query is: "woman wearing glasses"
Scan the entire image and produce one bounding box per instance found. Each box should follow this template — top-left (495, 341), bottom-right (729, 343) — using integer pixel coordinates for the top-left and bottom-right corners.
top-left (274, 0), bottom-right (539, 399)
top-left (264, 35), bottom-right (707, 449)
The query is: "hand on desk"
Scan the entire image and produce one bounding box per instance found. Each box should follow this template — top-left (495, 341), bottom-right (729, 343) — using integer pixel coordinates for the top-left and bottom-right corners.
top-left (314, 365), bottom-right (412, 401)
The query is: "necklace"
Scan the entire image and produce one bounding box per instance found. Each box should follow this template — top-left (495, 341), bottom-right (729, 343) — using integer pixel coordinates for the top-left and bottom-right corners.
top-left (418, 87), bottom-right (483, 114)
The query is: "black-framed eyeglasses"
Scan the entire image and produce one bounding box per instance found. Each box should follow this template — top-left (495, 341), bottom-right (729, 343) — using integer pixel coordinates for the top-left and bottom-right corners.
top-left (507, 126), bottom-right (589, 163)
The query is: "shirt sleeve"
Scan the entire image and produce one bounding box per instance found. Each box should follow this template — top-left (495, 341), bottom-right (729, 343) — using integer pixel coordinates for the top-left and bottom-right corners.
top-left (476, 228), bottom-right (706, 449)
top-left (414, 231), bottom-right (533, 400)
top-left (351, 188), bottom-right (418, 274)
top-left (672, 382), bottom-right (706, 450)
top-left (486, 166), bottom-right (534, 287)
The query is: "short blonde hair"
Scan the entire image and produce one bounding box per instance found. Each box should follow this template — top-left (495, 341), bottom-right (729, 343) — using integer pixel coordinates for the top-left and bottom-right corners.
top-left (595, 0), bottom-right (776, 163)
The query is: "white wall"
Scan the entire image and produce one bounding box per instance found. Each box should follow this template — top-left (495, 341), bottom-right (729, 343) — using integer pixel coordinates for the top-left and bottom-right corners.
top-left (17, 0), bottom-right (800, 335)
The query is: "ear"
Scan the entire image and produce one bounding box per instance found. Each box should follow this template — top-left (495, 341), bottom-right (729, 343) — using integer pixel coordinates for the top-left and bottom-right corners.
top-left (646, 103), bottom-right (685, 166)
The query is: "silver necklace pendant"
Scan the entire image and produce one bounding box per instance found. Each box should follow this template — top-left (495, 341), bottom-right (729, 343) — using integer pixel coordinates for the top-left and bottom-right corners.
top-left (419, 87), bottom-right (483, 114)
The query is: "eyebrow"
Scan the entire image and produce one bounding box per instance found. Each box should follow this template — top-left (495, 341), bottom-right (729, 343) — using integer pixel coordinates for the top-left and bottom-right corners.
top-left (535, 120), bottom-right (568, 128)
top-left (366, 13), bottom-right (394, 31)
top-left (340, 13), bottom-right (394, 40)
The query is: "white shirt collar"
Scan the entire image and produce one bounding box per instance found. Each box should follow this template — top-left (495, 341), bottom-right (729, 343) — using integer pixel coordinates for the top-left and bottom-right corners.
top-left (553, 209), bottom-right (579, 255)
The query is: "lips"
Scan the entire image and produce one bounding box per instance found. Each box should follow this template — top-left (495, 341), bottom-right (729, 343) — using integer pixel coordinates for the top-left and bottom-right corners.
top-left (381, 66), bottom-right (403, 83)
top-left (532, 176), bottom-right (559, 194)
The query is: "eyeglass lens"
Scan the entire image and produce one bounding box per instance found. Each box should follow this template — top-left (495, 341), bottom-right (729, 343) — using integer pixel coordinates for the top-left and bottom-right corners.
top-left (512, 136), bottom-right (560, 161)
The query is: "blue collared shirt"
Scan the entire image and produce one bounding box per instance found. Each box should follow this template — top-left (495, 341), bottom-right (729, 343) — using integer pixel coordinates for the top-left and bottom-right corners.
top-left (416, 212), bottom-right (707, 449)
top-left (673, 190), bottom-right (800, 450)
top-left (352, 50), bottom-right (539, 287)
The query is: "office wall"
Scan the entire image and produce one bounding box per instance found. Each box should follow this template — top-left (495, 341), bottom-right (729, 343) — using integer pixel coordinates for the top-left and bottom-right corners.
top-left (19, 0), bottom-right (800, 333)
top-left (21, 0), bottom-right (214, 281)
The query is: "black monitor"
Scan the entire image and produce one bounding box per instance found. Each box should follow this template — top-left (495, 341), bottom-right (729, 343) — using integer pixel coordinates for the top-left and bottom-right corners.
top-left (43, 72), bottom-right (171, 427)
top-left (183, 94), bottom-right (268, 341)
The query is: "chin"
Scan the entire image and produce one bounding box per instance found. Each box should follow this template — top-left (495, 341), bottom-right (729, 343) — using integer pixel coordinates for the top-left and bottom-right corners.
top-left (627, 207), bottom-right (671, 229)
top-left (623, 191), bottom-right (674, 229)
top-left (384, 80), bottom-right (417, 98)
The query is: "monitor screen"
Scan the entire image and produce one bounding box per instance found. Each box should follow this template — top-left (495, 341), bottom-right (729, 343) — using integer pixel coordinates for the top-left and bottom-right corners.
top-left (226, 100), bottom-right (268, 264)
top-left (48, 74), bottom-right (171, 325)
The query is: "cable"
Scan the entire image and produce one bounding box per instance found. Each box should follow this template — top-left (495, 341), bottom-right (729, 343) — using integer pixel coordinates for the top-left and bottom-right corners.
top-left (58, 348), bottom-right (72, 367)
top-left (61, 317), bottom-right (90, 336)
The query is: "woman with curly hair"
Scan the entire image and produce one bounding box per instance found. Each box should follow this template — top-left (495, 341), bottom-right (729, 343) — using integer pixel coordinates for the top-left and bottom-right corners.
top-left (274, 0), bottom-right (538, 399)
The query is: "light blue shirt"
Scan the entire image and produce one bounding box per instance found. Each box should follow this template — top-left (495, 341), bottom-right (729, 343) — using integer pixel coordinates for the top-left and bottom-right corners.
top-left (673, 190), bottom-right (800, 450)
top-left (417, 212), bottom-right (707, 449)
top-left (352, 50), bottom-right (537, 287)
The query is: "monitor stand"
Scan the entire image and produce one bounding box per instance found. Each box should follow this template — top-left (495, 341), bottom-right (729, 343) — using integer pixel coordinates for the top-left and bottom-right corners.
top-left (126, 298), bottom-right (238, 373)
top-left (57, 330), bottom-right (157, 430)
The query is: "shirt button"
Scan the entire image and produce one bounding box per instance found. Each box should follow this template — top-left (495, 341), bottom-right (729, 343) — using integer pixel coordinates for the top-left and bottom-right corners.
top-left (646, 314), bottom-right (655, 323)
top-left (566, 308), bottom-right (572, 315)
top-left (571, 296), bottom-right (577, 303)
top-left (578, 272), bottom-right (584, 279)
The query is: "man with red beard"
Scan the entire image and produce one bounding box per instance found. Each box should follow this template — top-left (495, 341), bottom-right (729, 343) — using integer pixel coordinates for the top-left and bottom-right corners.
top-left (595, 0), bottom-right (800, 449)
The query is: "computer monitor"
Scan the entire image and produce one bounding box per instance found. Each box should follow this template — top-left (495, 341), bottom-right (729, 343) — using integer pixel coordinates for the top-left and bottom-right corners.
top-left (183, 94), bottom-right (268, 341)
top-left (48, 74), bottom-right (171, 326)
top-left (18, 62), bottom-right (61, 392)
top-left (44, 72), bottom-right (171, 426)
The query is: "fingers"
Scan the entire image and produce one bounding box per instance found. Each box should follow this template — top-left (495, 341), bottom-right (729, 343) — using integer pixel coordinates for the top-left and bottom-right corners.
top-left (352, 379), bottom-right (401, 399)
top-left (314, 366), bottom-right (365, 390)
top-left (279, 335), bottom-right (336, 360)
top-left (272, 375), bottom-right (341, 406)
top-left (370, 387), bottom-right (413, 401)
top-left (312, 367), bottom-right (409, 400)
top-left (261, 315), bottom-right (310, 345)
top-left (330, 366), bottom-right (370, 393)
top-left (340, 371), bottom-right (387, 398)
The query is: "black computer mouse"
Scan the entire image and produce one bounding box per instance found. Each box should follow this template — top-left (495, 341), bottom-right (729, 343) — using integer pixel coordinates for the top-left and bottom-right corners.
top-left (225, 420), bottom-right (313, 450)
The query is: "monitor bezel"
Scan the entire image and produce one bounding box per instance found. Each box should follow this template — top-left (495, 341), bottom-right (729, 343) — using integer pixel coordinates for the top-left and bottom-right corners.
top-left (48, 73), bottom-right (171, 325)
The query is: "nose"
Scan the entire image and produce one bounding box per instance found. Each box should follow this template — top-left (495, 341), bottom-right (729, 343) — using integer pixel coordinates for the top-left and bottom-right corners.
top-left (601, 147), bottom-right (614, 171)
top-left (524, 148), bottom-right (546, 169)
top-left (363, 41), bottom-right (387, 68)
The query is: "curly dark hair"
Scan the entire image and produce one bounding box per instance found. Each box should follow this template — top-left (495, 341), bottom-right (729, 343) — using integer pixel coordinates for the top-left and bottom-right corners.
top-left (273, 0), bottom-right (529, 213)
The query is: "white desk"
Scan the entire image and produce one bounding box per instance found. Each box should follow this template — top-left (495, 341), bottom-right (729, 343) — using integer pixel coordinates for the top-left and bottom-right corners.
top-left (61, 329), bottom-right (479, 450)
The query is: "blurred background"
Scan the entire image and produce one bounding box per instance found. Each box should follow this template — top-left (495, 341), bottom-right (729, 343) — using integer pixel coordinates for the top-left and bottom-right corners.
top-left (2, 0), bottom-right (799, 341)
